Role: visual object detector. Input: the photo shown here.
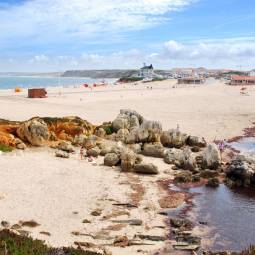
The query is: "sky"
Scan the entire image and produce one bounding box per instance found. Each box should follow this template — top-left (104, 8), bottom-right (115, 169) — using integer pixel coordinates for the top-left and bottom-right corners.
top-left (0, 0), bottom-right (254, 71)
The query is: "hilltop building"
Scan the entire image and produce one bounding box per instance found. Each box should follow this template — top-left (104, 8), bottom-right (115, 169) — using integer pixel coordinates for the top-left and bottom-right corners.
top-left (139, 63), bottom-right (154, 78)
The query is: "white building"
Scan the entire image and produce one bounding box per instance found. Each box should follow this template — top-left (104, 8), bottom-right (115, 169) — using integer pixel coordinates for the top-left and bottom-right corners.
top-left (139, 64), bottom-right (154, 78)
top-left (248, 70), bottom-right (255, 76)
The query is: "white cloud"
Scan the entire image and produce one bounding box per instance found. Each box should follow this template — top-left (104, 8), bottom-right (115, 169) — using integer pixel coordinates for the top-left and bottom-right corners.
top-left (0, 0), bottom-right (194, 46)
top-left (162, 38), bottom-right (255, 68)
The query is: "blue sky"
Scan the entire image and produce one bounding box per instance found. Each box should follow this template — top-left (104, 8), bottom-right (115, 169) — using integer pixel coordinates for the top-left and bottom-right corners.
top-left (0, 0), bottom-right (254, 71)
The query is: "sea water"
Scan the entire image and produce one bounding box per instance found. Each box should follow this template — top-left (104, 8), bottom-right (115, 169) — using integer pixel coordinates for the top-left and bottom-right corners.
top-left (0, 76), bottom-right (116, 89)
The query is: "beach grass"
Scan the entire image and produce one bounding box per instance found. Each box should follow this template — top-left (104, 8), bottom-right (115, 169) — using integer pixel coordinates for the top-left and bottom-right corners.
top-left (0, 230), bottom-right (102, 255)
top-left (0, 144), bottom-right (13, 152)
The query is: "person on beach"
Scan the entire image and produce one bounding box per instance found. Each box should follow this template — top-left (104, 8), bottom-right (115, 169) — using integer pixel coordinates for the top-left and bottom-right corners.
top-left (80, 146), bottom-right (84, 160)
top-left (218, 139), bottom-right (226, 156)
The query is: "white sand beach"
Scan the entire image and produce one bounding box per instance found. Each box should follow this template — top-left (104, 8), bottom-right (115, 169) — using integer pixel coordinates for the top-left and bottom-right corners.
top-left (0, 79), bottom-right (255, 254)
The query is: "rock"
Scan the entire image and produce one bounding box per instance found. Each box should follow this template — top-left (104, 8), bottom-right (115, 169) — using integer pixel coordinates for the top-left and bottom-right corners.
top-left (87, 146), bottom-right (100, 157)
top-left (104, 153), bottom-right (120, 166)
top-left (206, 178), bottom-right (220, 188)
top-left (57, 141), bottom-right (75, 152)
top-left (112, 114), bottom-right (130, 132)
top-left (141, 120), bottom-right (162, 133)
top-left (15, 138), bottom-right (27, 150)
top-left (129, 115), bottom-right (140, 130)
top-left (91, 209), bottom-right (102, 216)
top-left (142, 143), bottom-right (166, 158)
top-left (83, 136), bottom-right (97, 150)
top-left (113, 236), bottom-right (130, 247)
top-left (161, 129), bottom-right (188, 148)
top-left (174, 171), bottom-right (193, 183)
top-left (120, 149), bottom-right (137, 172)
top-left (226, 155), bottom-right (255, 187)
top-left (182, 148), bottom-right (198, 171)
top-left (82, 219), bottom-right (91, 223)
top-left (120, 109), bottom-right (144, 124)
top-left (55, 150), bottom-right (70, 158)
top-left (134, 163), bottom-right (159, 175)
top-left (136, 127), bottom-right (150, 143)
top-left (200, 169), bottom-right (219, 179)
top-left (187, 136), bottom-right (206, 147)
top-left (17, 118), bottom-right (50, 146)
top-left (1, 221), bottom-right (10, 228)
top-left (94, 127), bottom-right (106, 138)
top-left (203, 143), bottom-right (221, 170)
top-left (73, 134), bottom-right (87, 146)
top-left (127, 144), bottom-right (142, 154)
top-left (136, 235), bottom-right (166, 241)
top-left (170, 218), bottom-right (192, 228)
top-left (164, 148), bottom-right (184, 167)
top-left (112, 219), bottom-right (142, 226)
top-left (116, 128), bottom-right (129, 142)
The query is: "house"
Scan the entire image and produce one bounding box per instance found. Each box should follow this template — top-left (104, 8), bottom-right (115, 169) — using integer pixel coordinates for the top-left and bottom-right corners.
top-left (178, 77), bottom-right (205, 85)
top-left (248, 70), bottom-right (255, 77)
top-left (230, 76), bottom-right (255, 85)
top-left (139, 63), bottom-right (154, 78)
top-left (28, 88), bottom-right (47, 98)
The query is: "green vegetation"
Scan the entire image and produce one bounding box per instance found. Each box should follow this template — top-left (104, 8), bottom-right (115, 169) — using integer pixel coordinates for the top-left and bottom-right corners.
top-left (0, 144), bottom-right (13, 152)
top-left (103, 124), bottom-right (114, 135)
top-left (152, 77), bottom-right (166, 82)
top-left (118, 77), bottom-right (143, 83)
top-left (0, 230), bottom-right (102, 255)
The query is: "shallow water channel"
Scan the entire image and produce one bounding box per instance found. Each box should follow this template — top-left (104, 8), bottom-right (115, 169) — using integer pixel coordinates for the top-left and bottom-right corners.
top-left (168, 137), bottom-right (255, 252)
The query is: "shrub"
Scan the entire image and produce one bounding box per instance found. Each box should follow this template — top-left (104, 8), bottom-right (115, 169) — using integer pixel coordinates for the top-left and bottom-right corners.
top-left (0, 144), bottom-right (13, 152)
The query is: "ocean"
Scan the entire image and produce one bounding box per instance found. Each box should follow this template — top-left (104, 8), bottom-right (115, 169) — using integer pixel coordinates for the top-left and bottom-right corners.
top-left (0, 76), bottom-right (116, 89)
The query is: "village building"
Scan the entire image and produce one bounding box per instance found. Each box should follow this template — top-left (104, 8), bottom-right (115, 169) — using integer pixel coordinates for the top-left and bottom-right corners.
top-left (139, 64), bottom-right (154, 78)
top-left (230, 75), bottom-right (255, 85)
top-left (177, 77), bottom-right (205, 85)
top-left (28, 88), bottom-right (47, 98)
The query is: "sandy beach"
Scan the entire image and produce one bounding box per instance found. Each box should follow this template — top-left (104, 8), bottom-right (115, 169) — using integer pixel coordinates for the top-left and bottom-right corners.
top-left (1, 79), bottom-right (255, 254)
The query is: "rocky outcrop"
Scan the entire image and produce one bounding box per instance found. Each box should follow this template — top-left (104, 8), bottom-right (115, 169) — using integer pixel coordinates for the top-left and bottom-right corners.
top-left (160, 129), bottom-right (188, 148)
top-left (202, 143), bottom-right (221, 170)
top-left (226, 155), bottom-right (255, 187)
top-left (17, 118), bottom-right (50, 146)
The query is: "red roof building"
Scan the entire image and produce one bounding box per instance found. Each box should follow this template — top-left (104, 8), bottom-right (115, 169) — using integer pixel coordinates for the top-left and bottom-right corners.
top-left (230, 76), bottom-right (255, 85)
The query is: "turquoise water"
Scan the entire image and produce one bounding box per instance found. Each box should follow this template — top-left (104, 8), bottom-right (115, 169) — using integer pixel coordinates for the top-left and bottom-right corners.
top-left (0, 76), bottom-right (115, 89)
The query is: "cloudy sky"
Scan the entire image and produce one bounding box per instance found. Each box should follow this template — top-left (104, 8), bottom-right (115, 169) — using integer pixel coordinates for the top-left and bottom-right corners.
top-left (0, 0), bottom-right (254, 71)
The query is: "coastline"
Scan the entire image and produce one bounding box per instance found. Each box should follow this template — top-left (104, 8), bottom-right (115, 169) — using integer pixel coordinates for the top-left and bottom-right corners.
top-left (1, 79), bottom-right (255, 254)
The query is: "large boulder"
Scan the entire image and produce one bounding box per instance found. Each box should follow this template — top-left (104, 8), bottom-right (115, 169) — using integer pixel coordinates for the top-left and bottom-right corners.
top-left (87, 146), bottom-right (101, 157)
top-left (143, 143), bottom-right (166, 158)
top-left (112, 114), bottom-right (130, 132)
top-left (187, 136), bottom-right (206, 147)
top-left (120, 149), bottom-right (137, 172)
top-left (226, 155), bottom-right (255, 187)
top-left (134, 163), bottom-right (158, 175)
top-left (57, 141), bottom-right (75, 152)
top-left (164, 148), bottom-right (185, 167)
top-left (161, 129), bottom-right (188, 148)
top-left (55, 150), bottom-right (70, 158)
top-left (17, 118), bottom-right (50, 146)
top-left (120, 109), bottom-right (144, 124)
top-left (104, 153), bottom-right (120, 166)
top-left (202, 143), bottom-right (221, 170)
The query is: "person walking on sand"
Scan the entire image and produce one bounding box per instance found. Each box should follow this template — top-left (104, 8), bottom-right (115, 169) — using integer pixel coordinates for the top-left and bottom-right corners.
top-left (218, 139), bottom-right (226, 157)
top-left (80, 146), bottom-right (84, 160)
